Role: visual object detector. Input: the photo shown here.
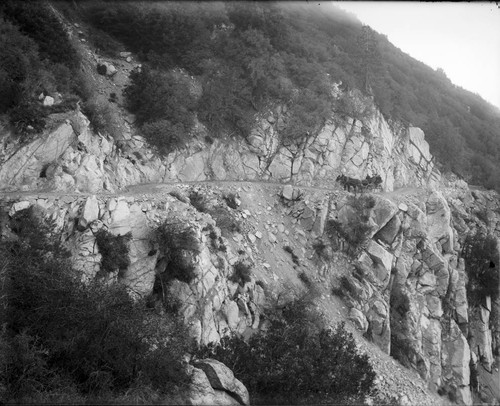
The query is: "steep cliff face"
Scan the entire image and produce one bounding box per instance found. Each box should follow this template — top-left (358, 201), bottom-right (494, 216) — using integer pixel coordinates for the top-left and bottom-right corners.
top-left (2, 187), bottom-right (267, 347)
top-left (327, 181), bottom-right (499, 405)
top-left (2, 177), bottom-right (498, 405)
top-left (0, 111), bottom-right (166, 192)
top-left (0, 86), bottom-right (438, 194)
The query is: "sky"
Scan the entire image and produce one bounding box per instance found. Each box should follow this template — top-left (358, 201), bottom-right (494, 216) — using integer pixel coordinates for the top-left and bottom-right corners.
top-left (334, 1), bottom-right (500, 109)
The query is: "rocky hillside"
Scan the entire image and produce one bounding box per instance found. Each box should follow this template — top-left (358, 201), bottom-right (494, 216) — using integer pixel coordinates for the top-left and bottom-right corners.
top-left (0, 3), bottom-right (499, 406)
top-left (0, 48), bottom-right (438, 194)
top-left (2, 178), bottom-right (499, 404)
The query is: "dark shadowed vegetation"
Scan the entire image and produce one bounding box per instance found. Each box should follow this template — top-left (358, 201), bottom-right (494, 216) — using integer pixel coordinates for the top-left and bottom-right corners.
top-left (0, 1), bottom-right (84, 136)
top-left (71, 1), bottom-right (500, 189)
top-left (461, 231), bottom-right (500, 305)
top-left (2, 1), bottom-right (500, 188)
top-left (94, 229), bottom-right (132, 273)
top-left (196, 296), bottom-right (376, 405)
top-left (156, 220), bottom-right (200, 284)
top-left (0, 208), bottom-right (193, 403)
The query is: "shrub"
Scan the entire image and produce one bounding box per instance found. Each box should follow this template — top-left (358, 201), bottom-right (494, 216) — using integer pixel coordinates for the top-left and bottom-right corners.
top-left (189, 190), bottom-right (209, 213)
top-left (283, 245), bottom-right (300, 265)
top-left (125, 67), bottom-right (196, 127)
top-left (82, 96), bottom-right (121, 139)
top-left (196, 297), bottom-right (376, 405)
top-left (95, 229), bottom-right (132, 273)
top-left (229, 262), bottom-right (252, 286)
top-left (1, 208), bottom-right (192, 401)
top-left (312, 238), bottom-right (331, 260)
top-left (96, 64), bottom-right (107, 75)
top-left (223, 193), bottom-right (240, 209)
top-left (9, 102), bottom-right (47, 135)
top-left (325, 195), bottom-right (374, 255)
top-left (156, 221), bottom-right (200, 284)
top-left (141, 119), bottom-right (189, 154)
top-left (461, 231), bottom-right (500, 304)
top-left (298, 271), bottom-right (313, 288)
top-left (331, 275), bottom-right (358, 299)
top-left (1, 1), bottom-right (79, 69)
top-left (86, 27), bottom-right (123, 58)
top-left (326, 218), bottom-right (371, 252)
top-left (209, 207), bottom-right (242, 235)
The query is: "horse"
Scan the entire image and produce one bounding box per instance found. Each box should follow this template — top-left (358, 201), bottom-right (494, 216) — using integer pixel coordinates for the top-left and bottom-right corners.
top-left (337, 173), bottom-right (382, 193)
top-left (336, 174), bottom-right (363, 193)
top-left (364, 174), bottom-right (382, 190)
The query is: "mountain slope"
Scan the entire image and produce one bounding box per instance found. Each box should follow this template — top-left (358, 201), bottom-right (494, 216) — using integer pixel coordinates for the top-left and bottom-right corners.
top-left (0, 2), bottom-right (499, 406)
top-left (69, 1), bottom-right (500, 189)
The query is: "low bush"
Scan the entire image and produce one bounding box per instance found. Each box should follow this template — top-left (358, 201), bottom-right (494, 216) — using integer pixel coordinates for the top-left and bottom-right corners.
top-left (223, 193), bottom-right (240, 209)
top-left (298, 271), bottom-right (313, 288)
top-left (86, 27), bottom-right (123, 58)
top-left (331, 275), bottom-right (357, 299)
top-left (95, 229), bottom-right (132, 273)
top-left (283, 245), bottom-right (300, 265)
top-left (189, 190), bottom-right (209, 213)
top-left (141, 119), bottom-right (189, 154)
top-left (196, 296), bottom-right (376, 405)
top-left (125, 66), bottom-right (196, 154)
top-left (326, 218), bottom-right (371, 252)
top-left (209, 206), bottom-right (242, 235)
top-left (229, 262), bottom-right (252, 286)
top-left (9, 102), bottom-right (47, 136)
top-left (156, 221), bottom-right (200, 284)
top-left (82, 96), bottom-right (121, 139)
top-left (312, 238), bottom-right (331, 260)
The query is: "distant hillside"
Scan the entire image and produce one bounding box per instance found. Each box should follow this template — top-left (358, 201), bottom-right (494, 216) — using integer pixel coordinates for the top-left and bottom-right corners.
top-left (2, 1), bottom-right (500, 189)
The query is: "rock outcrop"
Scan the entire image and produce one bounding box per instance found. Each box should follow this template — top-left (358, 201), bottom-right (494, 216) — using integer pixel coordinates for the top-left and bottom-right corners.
top-left (1, 188), bottom-right (266, 346)
top-left (162, 91), bottom-right (439, 191)
top-left (311, 183), bottom-right (500, 405)
top-left (0, 88), bottom-right (439, 194)
top-left (2, 176), bottom-right (499, 405)
top-left (192, 359), bottom-right (249, 405)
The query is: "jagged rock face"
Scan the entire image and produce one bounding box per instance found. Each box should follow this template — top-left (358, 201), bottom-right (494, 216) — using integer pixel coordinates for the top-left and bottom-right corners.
top-left (0, 91), bottom-right (439, 193)
top-left (164, 95), bottom-right (439, 191)
top-left (0, 111), bottom-right (165, 193)
top-left (3, 190), bottom-right (265, 347)
top-left (324, 190), bottom-right (474, 403)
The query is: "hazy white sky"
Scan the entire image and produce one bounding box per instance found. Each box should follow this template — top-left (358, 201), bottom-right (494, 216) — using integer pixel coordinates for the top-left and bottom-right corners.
top-left (334, 1), bottom-right (500, 109)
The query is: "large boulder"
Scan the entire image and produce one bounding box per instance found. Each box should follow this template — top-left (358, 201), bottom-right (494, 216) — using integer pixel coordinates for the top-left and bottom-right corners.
top-left (193, 359), bottom-right (250, 405)
top-left (78, 195), bottom-right (99, 229)
top-left (97, 61), bottom-right (117, 76)
top-left (282, 184), bottom-right (294, 200)
top-left (442, 319), bottom-right (472, 405)
top-left (187, 366), bottom-right (217, 405)
top-left (369, 197), bottom-right (399, 237)
top-left (374, 214), bottom-right (401, 245)
top-left (0, 122), bottom-right (75, 188)
top-left (43, 95), bottom-right (55, 106)
top-left (425, 191), bottom-right (452, 248)
top-left (366, 240), bottom-right (393, 286)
